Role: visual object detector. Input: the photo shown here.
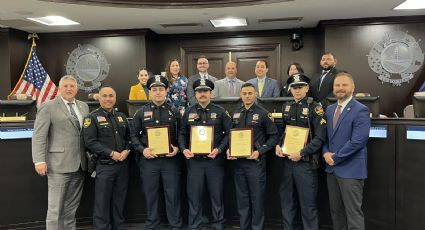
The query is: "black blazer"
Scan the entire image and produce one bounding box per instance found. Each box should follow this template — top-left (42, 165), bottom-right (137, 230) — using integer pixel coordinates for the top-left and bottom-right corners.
top-left (310, 68), bottom-right (339, 106)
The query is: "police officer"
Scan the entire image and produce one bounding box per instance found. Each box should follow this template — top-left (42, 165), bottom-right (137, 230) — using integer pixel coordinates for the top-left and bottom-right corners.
top-left (83, 85), bottom-right (131, 230)
top-left (275, 74), bottom-right (327, 230)
top-left (131, 76), bottom-right (183, 230)
top-left (227, 82), bottom-right (278, 230)
top-left (178, 78), bottom-right (232, 230)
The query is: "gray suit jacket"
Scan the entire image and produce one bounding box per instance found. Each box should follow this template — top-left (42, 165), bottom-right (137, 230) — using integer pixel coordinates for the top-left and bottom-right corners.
top-left (187, 73), bottom-right (217, 106)
top-left (246, 77), bottom-right (280, 97)
top-left (32, 97), bottom-right (89, 173)
top-left (213, 77), bottom-right (245, 98)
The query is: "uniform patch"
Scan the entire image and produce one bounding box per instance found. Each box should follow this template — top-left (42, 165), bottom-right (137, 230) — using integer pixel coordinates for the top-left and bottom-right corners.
top-left (211, 113), bottom-right (217, 119)
top-left (189, 113), bottom-right (198, 119)
top-left (83, 118), bottom-right (91, 128)
top-left (285, 105), bottom-right (291, 112)
top-left (302, 108), bottom-right (309, 116)
top-left (233, 113), bottom-right (241, 119)
top-left (320, 118), bottom-right (327, 125)
top-left (144, 111), bottom-right (153, 117)
top-left (315, 106), bottom-right (324, 116)
top-left (117, 116), bottom-right (124, 122)
top-left (97, 116), bottom-right (106, 122)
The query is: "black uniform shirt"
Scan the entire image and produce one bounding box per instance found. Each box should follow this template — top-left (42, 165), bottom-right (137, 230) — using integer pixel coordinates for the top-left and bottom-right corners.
top-left (282, 97), bottom-right (327, 157)
top-left (232, 103), bottom-right (279, 155)
top-left (178, 102), bottom-right (232, 154)
top-left (83, 108), bottom-right (131, 160)
top-left (131, 101), bottom-right (180, 155)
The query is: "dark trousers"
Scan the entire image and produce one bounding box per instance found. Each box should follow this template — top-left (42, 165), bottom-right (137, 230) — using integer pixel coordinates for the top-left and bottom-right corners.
top-left (327, 173), bottom-right (365, 230)
top-left (186, 157), bottom-right (225, 230)
top-left (93, 161), bottom-right (129, 230)
top-left (139, 156), bottom-right (183, 230)
top-left (234, 158), bottom-right (266, 230)
top-left (280, 159), bottom-right (319, 230)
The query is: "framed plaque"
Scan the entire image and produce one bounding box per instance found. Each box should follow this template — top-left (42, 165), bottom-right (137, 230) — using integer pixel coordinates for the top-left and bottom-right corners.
top-left (229, 128), bottom-right (253, 158)
top-left (282, 125), bottom-right (309, 156)
top-left (190, 126), bottom-right (214, 155)
top-left (147, 126), bottom-right (171, 155)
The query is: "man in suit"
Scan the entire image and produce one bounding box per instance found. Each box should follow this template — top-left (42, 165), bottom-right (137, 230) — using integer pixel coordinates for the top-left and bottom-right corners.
top-left (323, 71), bottom-right (370, 230)
top-left (213, 61), bottom-right (245, 98)
top-left (187, 56), bottom-right (217, 106)
top-left (310, 52), bottom-right (339, 106)
top-left (32, 75), bottom-right (89, 230)
top-left (247, 60), bottom-right (280, 97)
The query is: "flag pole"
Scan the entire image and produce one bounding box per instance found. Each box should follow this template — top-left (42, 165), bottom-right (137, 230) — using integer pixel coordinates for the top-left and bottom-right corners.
top-left (8, 34), bottom-right (39, 99)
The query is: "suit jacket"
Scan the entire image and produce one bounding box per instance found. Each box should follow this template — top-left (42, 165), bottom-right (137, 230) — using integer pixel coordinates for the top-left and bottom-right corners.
top-left (246, 77), bottom-right (280, 97)
top-left (213, 77), bottom-right (245, 98)
top-left (323, 98), bottom-right (370, 179)
top-left (187, 73), bottom-right (217, 106)
top-left (310, 68), bottom-right (339, 106)
top-left (32, 97), bottom-right (89, 173)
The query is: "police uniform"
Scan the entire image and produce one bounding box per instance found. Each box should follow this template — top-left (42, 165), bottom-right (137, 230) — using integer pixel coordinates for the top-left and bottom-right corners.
top-left (231, 102), bottom-right (279, 230)
top-left (280, 74), bottom-right (327, 230)
top-left (131, 76), bottom-right (183, 230)
top-left (83, 107), bottom-right (131, 230)
top-left (177, 79), bottom-right (232, 230)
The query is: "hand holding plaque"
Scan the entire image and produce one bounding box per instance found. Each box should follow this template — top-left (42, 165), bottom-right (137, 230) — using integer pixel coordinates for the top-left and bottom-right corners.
top-left (147, 126), bottom-right (171, 155)
top-left (190, 126), bottom-right (214, 155)
top-left (282, 125), bottom-right (309, 156)
top-left (229, 128), bottom-right (253, 158)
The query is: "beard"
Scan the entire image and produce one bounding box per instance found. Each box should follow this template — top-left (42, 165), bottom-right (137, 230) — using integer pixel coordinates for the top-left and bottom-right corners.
top-left (322, 64), bottom-right (334, 71)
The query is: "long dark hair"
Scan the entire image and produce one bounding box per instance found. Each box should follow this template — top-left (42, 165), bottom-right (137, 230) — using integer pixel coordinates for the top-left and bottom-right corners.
top-left (286, 62), bottom-right (304, 76)
top-left (165, 59), bottom-right (181, 83)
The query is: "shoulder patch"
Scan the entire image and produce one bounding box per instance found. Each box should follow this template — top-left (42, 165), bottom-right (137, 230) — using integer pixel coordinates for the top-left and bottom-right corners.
top-left (83, 117), bottom-right (91, 128)
top-left (320, 118), bottom-right (327, 125)
top-left (225, 110), bottom-right (231, 118)
top-left (315, 105), bottom-right (324, 116)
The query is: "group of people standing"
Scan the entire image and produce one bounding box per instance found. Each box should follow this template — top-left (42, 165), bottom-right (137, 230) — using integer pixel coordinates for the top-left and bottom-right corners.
top-left (31, 52), bottom-right (371, 230)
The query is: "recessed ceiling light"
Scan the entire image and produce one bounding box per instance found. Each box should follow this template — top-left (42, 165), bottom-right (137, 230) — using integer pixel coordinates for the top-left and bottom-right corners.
top-left (27, 16), bottom-right (80, 26)
top-left (210, 17), bottom-right (247, 28)
top-left (394, 0), bottom-right (425, 10)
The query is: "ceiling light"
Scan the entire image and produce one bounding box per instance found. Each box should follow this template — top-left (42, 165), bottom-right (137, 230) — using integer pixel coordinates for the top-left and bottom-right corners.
top-left (394, 0), bottom-right (425, 10)
top-left (27, 16), bottom-right (80, 26)
top-left (210, 17), bottom-right (247, 28)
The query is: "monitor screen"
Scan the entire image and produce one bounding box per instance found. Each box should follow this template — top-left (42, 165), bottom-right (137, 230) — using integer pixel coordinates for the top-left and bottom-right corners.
top-left (406, 126), bottom-right (425, 140)
top-left (0, 127), bottom-right (33, 139)
top-left (256, 97), bottom-right (294, 113)
top-left (412, 95), bottom-right (425, 118)
top-left (326, 96), bottom-right (380, 117)
top-left (126, 100), bottom-right (150, 117)
top-left (369, 125), bottom-right (387, 139)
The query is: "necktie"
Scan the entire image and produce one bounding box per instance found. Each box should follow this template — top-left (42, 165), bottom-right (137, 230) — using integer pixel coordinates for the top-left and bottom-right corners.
top-left (318, 70), bottom-right (329, 91)
top-left (258, 79), bottom-right (264, 96)
top-left (333, 105), bottom-right (342, 129)
top-left (67, 102), bottom-right (80, 129)
top-left (229, 80), bottom-right (235, 96)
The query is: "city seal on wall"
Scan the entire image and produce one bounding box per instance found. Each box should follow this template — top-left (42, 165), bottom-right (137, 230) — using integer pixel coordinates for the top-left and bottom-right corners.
top-left (367, 31), bottom-right (424, 86)
top-left (66, 44), bottom-right (110, 92)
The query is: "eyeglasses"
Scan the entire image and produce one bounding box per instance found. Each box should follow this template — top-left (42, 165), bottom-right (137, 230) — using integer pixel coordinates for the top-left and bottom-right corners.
top-left (197, 62), bottom-right (208, 65)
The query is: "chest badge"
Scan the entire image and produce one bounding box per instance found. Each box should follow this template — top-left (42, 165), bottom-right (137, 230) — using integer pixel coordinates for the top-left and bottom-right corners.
top-left (253, 114), bottom-right (259, 121)
top-left (211, 113), bottom-right (217, 119)
top-left (302, 108), bottom-right (309, 116)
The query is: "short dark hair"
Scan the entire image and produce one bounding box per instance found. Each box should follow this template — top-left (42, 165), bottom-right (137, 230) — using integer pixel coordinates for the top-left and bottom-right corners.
top-left (241, 82), bottom-right (256, 90)
top-left (257, 60), bottom-right (268, 68)
top-left (197, 55), bottom-right (208, 61)
top-left (286, 62), bottom-right (304, 75)
top-left (335, 71), bottom-right (354, 84)
top-left (322, 52), bottom-right (336, 59)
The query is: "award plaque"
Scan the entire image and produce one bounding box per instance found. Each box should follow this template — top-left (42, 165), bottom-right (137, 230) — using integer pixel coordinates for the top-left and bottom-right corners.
top-left (282, 125), bottom-right (309, 156)
top-left (190, 126), bottom-right (214, 155)
top-left (147, 126), bottom-right (171, 155)
top-left (229, 128), bottom-right (253, 158)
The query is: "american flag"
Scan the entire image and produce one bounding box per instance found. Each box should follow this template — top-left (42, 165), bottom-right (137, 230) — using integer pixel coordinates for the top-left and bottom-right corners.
top-left (9, 46), bottom-right (58, 107)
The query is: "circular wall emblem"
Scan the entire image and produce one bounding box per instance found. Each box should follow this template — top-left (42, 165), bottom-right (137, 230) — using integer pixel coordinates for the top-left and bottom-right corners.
top-left (367, 31), bottom-right (424, 86)
top-left (66, 44), bottom-right (110, 92)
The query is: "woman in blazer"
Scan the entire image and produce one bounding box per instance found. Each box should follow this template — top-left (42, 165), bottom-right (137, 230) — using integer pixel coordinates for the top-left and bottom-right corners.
top-left (129, 68), bottom-right (150, 100)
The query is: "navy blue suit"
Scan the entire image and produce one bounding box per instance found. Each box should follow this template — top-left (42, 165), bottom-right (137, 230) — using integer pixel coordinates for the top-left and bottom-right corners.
top-left (323, 98), bottom-right (370, 230)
